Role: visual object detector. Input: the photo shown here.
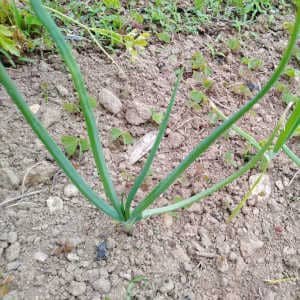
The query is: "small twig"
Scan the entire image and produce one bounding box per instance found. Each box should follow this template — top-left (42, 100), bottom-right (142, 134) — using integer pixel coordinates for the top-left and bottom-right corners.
top-left (0, 189), bottom-right (45, 207)
top-left (21, 162), bottom-right (42, 195)
top-left (287, 169), bottom-right (300, 187)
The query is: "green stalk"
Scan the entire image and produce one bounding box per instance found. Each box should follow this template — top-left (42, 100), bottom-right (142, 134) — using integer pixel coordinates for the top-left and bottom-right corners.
top-left (282, 145), bottom-right (300, 167)
top-left (142, 118), bottom-right (280, 218)
top-left (0, 63), bottom-right (121, 221)
top-left (124, 69), bottom-right (183, 219)
top-left (29, 0), bottom-right (123, 219)
top-left (273, 100), bottom-right (300, 153)
top-left (130, 7), bottom-right (300, 221)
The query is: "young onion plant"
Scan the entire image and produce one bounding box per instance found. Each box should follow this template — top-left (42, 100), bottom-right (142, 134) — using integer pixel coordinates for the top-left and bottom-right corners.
top-left (1, 0), bottom-right (300, 229)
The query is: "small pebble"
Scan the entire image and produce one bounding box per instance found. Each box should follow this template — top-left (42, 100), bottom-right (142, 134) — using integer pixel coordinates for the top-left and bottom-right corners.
top-left (5, 242), bottom-right (20, 262)
top-left (7, 232), bottom-right (18, 244)
top-left (96, 241), bottom-right (108, 260)
top-left (98, 88), bottom-right (122, 114)
top-left (92, 278), bottom-right (111, 293)
top-left (34, 251), bottom-right (48, 262)
top-left (159, 279), bottom-right (175, 293)
top-left (70, 281), bottom-right (86, 296)
top-left (63, 184), bottom-right (79, 198)
top-left (47, 196), bottom-right (63, 213)
top-left (56, 85), bottom-right (69, 97)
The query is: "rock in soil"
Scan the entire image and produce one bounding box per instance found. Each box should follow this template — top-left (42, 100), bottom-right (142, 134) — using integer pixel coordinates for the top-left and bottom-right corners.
top-left (98, 88), bottom-right (122, 114)
top-left (0, 168), bottom-right (20, 189)
top-left (128, 131), bottom-right (157, 164)
top-left (159, 278), bottom-right (175, 293)
top-left (248, 173), bottom-right (271, 201)
top-left (91, 278), bottom-right (111, 293)
top-left (24, 161), bottom-right (56, 186)
top-left (42, 104), bottom-right (62, 128)
top-left (240, 237), bottom-right (264, 258)
top-left (56, 85), bottom-right (69, 97)
top-left (168, 131), bottom-right (185, 149)
top-left (34, 251), bottom-right (48, 263)
top-left (63, 184), bottom-right (79, 198)
top-left (69, 281), bottom-right (87, 296)
top-left (5, 242), bottom-right (20, 262)
top-left (125, 101), bottom-right (152, 125)
top-left (46, 196), bottom-right (64, 213)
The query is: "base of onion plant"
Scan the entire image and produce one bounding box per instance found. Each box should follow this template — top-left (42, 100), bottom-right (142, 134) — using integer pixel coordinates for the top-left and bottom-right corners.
top-left (0, 0), bottom-right (300, 230)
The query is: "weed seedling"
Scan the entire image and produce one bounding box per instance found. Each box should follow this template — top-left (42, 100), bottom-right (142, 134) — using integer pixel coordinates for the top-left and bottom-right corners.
top-left (63, 97), bottom-right (97, 114)
top-left (241, 57), bottom-right (263, 71)
top-left (111, 128), bottom-right (134, 145)
top-left (188, 89), bottom-right (207, 110)
top-left (61, 135), bottom-right (90, 158)
top-left (227, 38), bottom-right (241, 52)
top-left (232, 83), bottom-right (252, 97)
top-left (151, 110), bottom-right (164, 125)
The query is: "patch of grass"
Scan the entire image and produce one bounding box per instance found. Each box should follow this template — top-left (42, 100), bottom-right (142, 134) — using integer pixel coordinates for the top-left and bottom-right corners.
top-left (0, 0), bottom-right (50, 65)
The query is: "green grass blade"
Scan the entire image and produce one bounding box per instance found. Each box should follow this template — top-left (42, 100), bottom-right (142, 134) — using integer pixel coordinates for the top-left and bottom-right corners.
top-left (273, 101), bottom-right (300, 153)
top-left (130, 8), bottom-right (300, 221)
top-left (0, 63), bottom-right (121, 221)
top-left (142, 119), bottom-right (280, 218)
top-left (124, 69), bottom-right (183, 219)
top-left (282, 145), bottom-right (300, 167)
top-left (29, 0), bottom-right (123, 219)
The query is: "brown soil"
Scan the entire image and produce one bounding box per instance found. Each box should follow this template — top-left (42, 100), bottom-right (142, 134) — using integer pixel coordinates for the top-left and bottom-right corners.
top-left (0, 13), bottom-right (299, 300)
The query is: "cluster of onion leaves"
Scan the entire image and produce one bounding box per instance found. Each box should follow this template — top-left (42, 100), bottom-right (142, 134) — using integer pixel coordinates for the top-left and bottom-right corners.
top-left (0, 0), bottom-right (299, 229)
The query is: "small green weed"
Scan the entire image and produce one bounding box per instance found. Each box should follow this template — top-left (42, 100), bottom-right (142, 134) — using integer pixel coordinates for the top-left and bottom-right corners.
top-left (111, 128), bottom-right (134, 145)
top-left (188, 89), bottom-right (207, 110)
top-left (61, 135), bottom-right (90, 158)
top-left (227, 37), bottom-right (241, 52)
top-left (63, 97), bottom-right (97, 114)
top-left (241, 57), bottom-right (263, 71)
top-left (151, 110), bottom-right (164, 125)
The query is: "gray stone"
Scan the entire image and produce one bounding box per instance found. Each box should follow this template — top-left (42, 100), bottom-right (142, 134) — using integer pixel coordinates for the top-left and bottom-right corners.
top-left (92, 278), bottom-right (111, 293)
top-left (6, 260), bottom-right (21, 271)
top-left (70, 281), bottom-right (86, 296)
top-left (249, 173), bottom-right (271, 202)
top-left (0, 168), bottom-right (20, 189)
top-left (5, 242), bottom-right (20, 262)
top-left (47, 196), bottom-right (63, 213)
top-left (198, 228), bottom-right (212, 248)
top-left (63, 184), bottom-right (79, 198)
top-left (66, 253), bottom-right (80, 262)
top-left (240, 237), bottom-right (264, 258)
top-left (42, 105), bottom-right (61, 128)
top-left (275, 180), bottom-right (284, 191)
top-left (216, 256), bottom-right (229, 273)
top-left (159, 279), bottom-right (175, 293)
top-left (0, 232), bottom-right (8, 241)
top-left (125, 101), bottom-right (151, 125)
top-left (25, 161), bottom-right (56, 186)
top-left (168, 131), bottom-right (185, 149)
top-left (128, 131), bottom-right (157, 165)
top-left (106, 237), bottom-right (116, 249)
top-left (98, 88), bottom-right (122, 114)
top-left (56, 85), bottom-right (69, 97)
top-left (86, 269), bottom-right (100, 283)
top-left (34, 251), bottom-right (48, 262)
top-left (7, 232), bottom-right (18, 244)
top-left (39, 61), bottom-right (50, 72)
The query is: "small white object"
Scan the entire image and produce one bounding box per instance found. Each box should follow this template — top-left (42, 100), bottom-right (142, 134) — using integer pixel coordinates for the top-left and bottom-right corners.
top-left (30, 104), bottom-right (40, 114)
top-left (64, 184), bottom-right (79, 198)
top-left (47, 196), bottom-right (63, 213)
top-left (34, 251), bottom-right (48, 262)
top-left (128, 131), bottom-right (158, 165)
